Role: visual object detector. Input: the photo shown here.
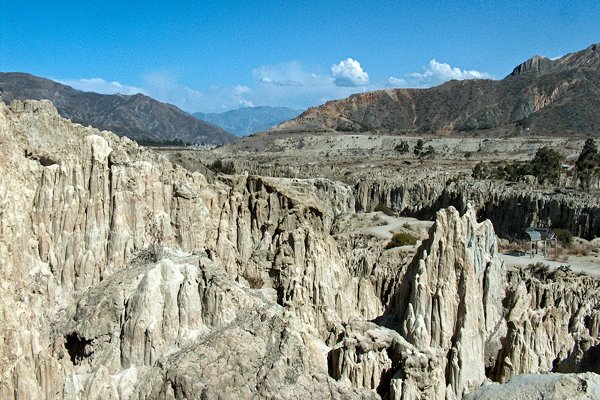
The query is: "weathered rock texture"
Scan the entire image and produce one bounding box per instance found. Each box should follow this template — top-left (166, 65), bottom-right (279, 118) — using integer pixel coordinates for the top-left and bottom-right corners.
top-left (465, 372), bottom-right (600, 400)
top-left (0, 100), bottom-right (598, 399)
top-left (326, 207), bottom-right (600, 399)
top-left (354, 176), bottom-right (600, 240)
top-left (0, 99), bottom-right (385, 398)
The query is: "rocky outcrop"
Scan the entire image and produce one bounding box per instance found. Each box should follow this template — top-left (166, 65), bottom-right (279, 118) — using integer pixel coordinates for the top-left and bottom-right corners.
top-left (510, 43), bottom-right (600, 77)
top-left (0, 99), bottom-right (598, 399)
top-left (0, 99), bottom-right (391, 398)
top-left (326, 207), bottom-right (600, 399)
top-left (510, 55), bottom-right (554, 76)
top-left (491, 265), bottom-right (600, 381)
top-left (352, 206), bottom-right (505, 399)
top-left (465, 372), bottom-right (600, 400)
top-left (354, 176), bottom-right (600, 240)
top-left (57, 252), bottom-right (378, 399)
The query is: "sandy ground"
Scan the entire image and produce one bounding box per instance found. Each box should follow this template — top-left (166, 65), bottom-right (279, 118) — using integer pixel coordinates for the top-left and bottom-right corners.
top-left (500, 252), bottom-right (600, 276)
top-left (358, 213), bottom-right (434, 240)
top-left (347, 213), bottom-right (600, 277)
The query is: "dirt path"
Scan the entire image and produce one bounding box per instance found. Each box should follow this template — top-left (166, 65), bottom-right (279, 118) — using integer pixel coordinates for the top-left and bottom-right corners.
top-left (359, 214), bottom-right (434, 240)
top-left (500, 253), bottom-right (600, 276)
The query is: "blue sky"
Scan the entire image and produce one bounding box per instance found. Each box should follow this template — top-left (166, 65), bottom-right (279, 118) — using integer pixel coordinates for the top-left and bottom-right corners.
top-left (1, 1), bottom-right (599, 113)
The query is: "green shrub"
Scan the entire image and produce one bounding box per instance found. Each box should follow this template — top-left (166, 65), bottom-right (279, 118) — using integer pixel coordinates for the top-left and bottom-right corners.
top-left (374, 203), bottom-right (395, 216)
top-left (472, 162), bottom-right (485, 179)
top-left (385, 232), bottom-right (418, 249)
top-left (558, 265), bottom-right (572, 273)
top-left (395, 141), bottom-right (409, 154)
top-left (576, 138), bottom-right (600, 190)
top-left (207, 159), bottom-right (236, 174)
top-left (532, 146), bottom-right (561, 185)
top-left (554, 228), bottom-right (573, 246)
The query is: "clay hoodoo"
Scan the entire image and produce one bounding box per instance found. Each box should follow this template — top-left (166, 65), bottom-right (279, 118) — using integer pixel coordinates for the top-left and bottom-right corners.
top-left (0, 100), bottom-right (598, 399)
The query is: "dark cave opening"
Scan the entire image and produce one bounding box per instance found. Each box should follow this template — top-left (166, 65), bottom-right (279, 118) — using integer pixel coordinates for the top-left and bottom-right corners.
top-left (64, 332), bottom-right (93, 365)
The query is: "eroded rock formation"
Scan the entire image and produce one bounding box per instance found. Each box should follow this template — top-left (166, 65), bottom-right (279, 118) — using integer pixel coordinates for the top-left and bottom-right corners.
top-left (0, 99), bottom-right (598, 399)
top-left (354, 176), bottom-right (600, 240)
top-left (326, 207), bottom-right (600, 399)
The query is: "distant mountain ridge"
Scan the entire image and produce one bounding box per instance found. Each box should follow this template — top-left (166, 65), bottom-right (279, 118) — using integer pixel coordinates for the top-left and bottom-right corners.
top-left (275, 44), bottom-right (600, 137)
top-left (0, 72), bottom-right (236, 145)
top-left (510, 43), bottom-right (600, 76)
top-left (194, 106), bottom-right (302, 136)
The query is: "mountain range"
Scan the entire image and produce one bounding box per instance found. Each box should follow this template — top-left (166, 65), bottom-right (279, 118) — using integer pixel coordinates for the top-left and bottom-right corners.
top-left (275, 43), bottom-right (600, 137)
top-left (2, 43), bottom-right (599, 144)
top-left (194, 106), bottom-right (302, 136)
top-left (0, 72), bottom-right (236, 145)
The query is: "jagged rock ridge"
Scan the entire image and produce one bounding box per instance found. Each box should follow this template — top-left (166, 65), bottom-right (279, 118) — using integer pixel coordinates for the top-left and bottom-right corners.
top-left (354, 176), bottom-right (600, 240)
top-left (0, 100), bottom-right (598, 399)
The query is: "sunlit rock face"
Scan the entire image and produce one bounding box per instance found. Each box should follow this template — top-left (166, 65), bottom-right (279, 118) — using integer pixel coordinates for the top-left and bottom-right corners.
top-left (354, 176), bottom-right (600, 240)
top-left (0, 99), bottom-right (598, 399)
top-left (326, 206), bottom-right (600, 399)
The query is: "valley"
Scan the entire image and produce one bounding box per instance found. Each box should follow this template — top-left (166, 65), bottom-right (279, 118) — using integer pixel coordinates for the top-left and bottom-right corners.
top-left (1, 42), bottom-right (600, 400)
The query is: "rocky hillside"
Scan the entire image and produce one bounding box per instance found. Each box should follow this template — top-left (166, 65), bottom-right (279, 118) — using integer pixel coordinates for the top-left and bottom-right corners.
top-left (0, 99), bottom-right (598, 399)
top-left (353, 175), bottom-right (600, 240)
top-left (0, 72), bottom-right (236, 145)
top-left (194, 106), bottom-right (301, 136)
top-left (275, 44), bottom-right (600, 136)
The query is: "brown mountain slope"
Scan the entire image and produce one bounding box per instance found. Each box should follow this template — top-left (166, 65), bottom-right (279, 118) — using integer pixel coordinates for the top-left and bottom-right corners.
top-left (275, 44), bottom-right (600, 136)
top-left (0, 72), bottom-right (236, 145)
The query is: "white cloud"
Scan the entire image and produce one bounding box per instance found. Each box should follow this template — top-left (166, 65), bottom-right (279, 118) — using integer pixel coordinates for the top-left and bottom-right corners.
top-left (406, 59), bottom-right (492, 86)
top-left (58, 77), bottom-right (145, 95)
top-left (331, 58), bottom-right (369, 87)
top-left (253, 61), bottom-right (308, 86)
top-left (141, 71), bottom-right (205, 110)
top-left (233, 85), bottom-right (251, 95)
top-left (388, 76), bottom-right (407, 86)
top-left (247, 61), bottom-right (377, 110)
top-left (58, 60), bottom-right (379, 114)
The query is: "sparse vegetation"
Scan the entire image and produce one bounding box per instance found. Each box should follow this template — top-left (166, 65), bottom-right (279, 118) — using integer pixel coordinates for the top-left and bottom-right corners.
top-left (207, 159), bottom-right (236, 174)
top-left (413, 139), bottom-right (435, 162)
top-left (576, 138), bottom-right (599, 191)
top-left (531, 146), bottom-right (562, 185)
top-left (136, 138), bottom-right (187, 147)
top-left (554, 228), bottom-right (573, 246)
top-left (395, 141), bottom-right (409, 154)
top-left (471, 147), bottom-right (562, 185)
top-left (385, 232), bottom-right (418, 249)
top-left (374, 203), bottom-right (395, 216)
top-left (567, 243), bottom-right (592, 257)
top-left (144, 211), bottom-right (165, 263)
top-left (472, 162), bottom-right (485, 179)
top-left (558, 265), bottom-right (572, 273)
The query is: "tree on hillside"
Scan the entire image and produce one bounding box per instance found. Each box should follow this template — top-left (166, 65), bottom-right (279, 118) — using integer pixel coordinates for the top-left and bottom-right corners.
top-left (576, 138), bottom-right (600, 190)
top-left (207, 159), bottom-right (236, 174)
top-left (395, 141), bottom-right (409, 154)
top-left (413, 140), bottom-right (435, 163)
top-left (425, 145), bottom-right (435, 158)
top-left (413, 139), bottom-right (424, 158)
top-left (531, 146), bottom-right (562, 185)
top-left (472, 162), bottom-right (485, 179)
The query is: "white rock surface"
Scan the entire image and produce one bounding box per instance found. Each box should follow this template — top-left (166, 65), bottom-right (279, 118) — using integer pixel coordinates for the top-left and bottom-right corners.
top-left (0, 100), bottom-right (598, 399)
